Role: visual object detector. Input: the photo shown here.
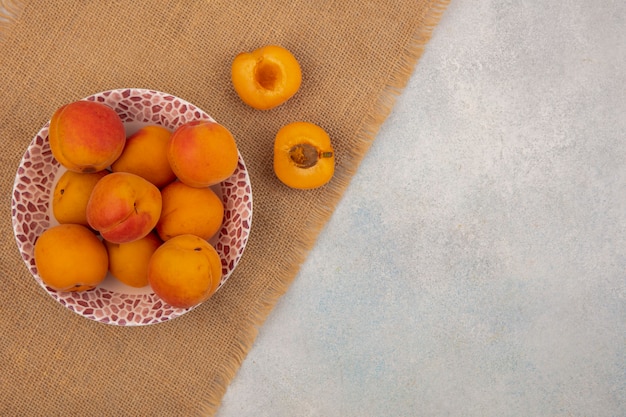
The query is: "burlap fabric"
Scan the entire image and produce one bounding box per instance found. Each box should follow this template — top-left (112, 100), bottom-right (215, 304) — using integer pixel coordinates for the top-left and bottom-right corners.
top-left (0, 1), bottom-right (448, 415)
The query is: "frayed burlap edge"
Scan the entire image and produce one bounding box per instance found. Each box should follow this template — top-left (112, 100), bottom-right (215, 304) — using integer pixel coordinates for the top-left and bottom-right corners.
top-left (198, 1), bottom-right (451, 415)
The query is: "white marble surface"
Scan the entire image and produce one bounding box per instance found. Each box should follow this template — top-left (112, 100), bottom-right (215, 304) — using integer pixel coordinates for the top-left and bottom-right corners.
top-left (218, 1), bottom-right (626, 416)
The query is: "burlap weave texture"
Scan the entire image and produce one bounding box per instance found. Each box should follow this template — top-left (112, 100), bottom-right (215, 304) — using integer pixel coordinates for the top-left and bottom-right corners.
top-left (0, 1), bottom-right (447, 415)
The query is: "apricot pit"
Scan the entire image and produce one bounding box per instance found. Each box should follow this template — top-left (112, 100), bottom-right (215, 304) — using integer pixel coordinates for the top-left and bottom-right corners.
top-left (273, 121), bottom-right (335, 189)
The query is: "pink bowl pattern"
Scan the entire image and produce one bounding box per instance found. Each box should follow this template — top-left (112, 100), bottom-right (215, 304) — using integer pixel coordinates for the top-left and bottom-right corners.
top-left (11, 89), bottom-right (253, 326)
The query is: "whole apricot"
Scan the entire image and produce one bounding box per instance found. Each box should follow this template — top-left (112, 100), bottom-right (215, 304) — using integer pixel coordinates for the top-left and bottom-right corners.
top-left (156, 181), bottom-right (224, 242)
top-left (34, 224), bottom-right (108, 292)
top-left (49, 100), bottom-right (126, 173)
top-left (52, 169), bottom-right (109, 226)
top-left (274, 122), bottom-right (335, 189)
top-left (104, 231), bottom-right (162, 288)
top-left (111, 125), bottom-right (176, 188)
top-left (86, 172), bottom-right (162, 244)
top-left (167, 120), bottom-right (239, 188)
top-left (148, 234), bottom-right (222, 308)
top-left (231, 45), bottom-right (302, 110)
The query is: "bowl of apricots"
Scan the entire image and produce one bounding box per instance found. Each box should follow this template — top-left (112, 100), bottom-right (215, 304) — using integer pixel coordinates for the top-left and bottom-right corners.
top-left (11, 88), bottom-right (253, 325)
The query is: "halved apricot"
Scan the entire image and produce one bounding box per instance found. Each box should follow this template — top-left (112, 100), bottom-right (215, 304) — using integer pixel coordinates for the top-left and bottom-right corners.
top-left (273, 122), bottom-right (335, 189)
top-left (231, 45), bottom-right (302, 110)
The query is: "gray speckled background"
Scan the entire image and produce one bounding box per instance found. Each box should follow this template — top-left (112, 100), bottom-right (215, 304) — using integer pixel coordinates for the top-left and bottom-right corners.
top-left (218, 1), bottom-right (626, 416)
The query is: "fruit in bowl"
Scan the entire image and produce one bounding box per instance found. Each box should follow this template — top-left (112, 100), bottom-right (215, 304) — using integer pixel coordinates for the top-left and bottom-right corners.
top-left (13, 89), bottom-right (253, 326)
top-left (48, 100), bottom-right (126, 173)
top-left (111, 125), bottom-right (176, 188)
top-left (34, 224), bottom-right (109, 292)
top-left (104, 231), bottom-right (163, 288)
top-left (52, 169), bottom-right (110, 226)
top-left (86, 171), bottom-right (163, 244)
top-left (157, 180), bottom-right (224, 242)
top-left (148, 234), bottom-right (222, 309)
top-left (167, 120), bottom-right (239, 188)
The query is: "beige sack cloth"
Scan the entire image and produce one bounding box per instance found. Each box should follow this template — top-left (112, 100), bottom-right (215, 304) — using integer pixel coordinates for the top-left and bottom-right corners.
top-left (0, 0), bottom-right (448, 415)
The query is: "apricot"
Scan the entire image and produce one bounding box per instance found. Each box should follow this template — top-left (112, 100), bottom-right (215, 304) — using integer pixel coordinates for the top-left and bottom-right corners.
top-left (52, 169), bottom-right (109, 226)
top-left (156, 181), bottom-right (224, 242)
top-left (274, 122), bottom-right (335, 189)
top-left (104, 231), bottom-right (162, 288)
top-left (49, 100), bottom-right (126, 173)
top-left (148, 234), bottom-right (222, 309)
top-left (167, 120), bottom-right (239, 188)
top-left (86, 172), bottom-right (162, 244)
top-left (34, 224), bottom-right (108, 292)
top-left (111, 125), bottom-right (176, 188)
top-left (231, 45), bottom-right (302, 110)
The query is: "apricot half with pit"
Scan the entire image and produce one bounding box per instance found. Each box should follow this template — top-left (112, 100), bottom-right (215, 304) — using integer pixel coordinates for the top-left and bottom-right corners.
top-left (273, 121), bottom-right (335, 189)
top-left (231, 45), bottom-right (302, 110)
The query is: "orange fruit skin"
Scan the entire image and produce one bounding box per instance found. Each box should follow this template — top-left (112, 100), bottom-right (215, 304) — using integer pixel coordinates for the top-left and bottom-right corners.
top-left (34, 224), bottom-right (108, 292)
top-left (49, 100), bottom-right (125, 173)
top-left (156, 181), bottom-right (224, 242)
top-left (104, 232), bottom-right (163, 288)
top-left (111, 125), bottom-right (176, 189)
top-left (52, 170), bottom-right (109, 226)
top-left (148, 234), bottom-right (222, 309)
top-left (273, 121), bottom-right (335, 189)
top-left (86, 172), bottom-right (163, 244)
top-left (167, 120), bottom-right (238, 188)
top-left (231, 45), bottom-right (302, 110)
